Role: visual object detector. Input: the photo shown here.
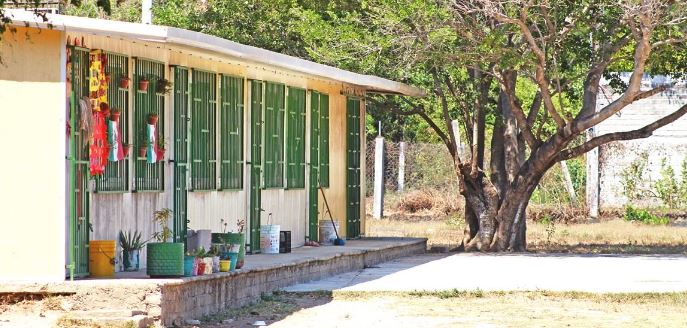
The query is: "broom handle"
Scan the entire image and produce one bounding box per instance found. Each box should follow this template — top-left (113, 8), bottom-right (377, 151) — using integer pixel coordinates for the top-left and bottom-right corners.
top-left (318, 182), bottom-right (340, 239)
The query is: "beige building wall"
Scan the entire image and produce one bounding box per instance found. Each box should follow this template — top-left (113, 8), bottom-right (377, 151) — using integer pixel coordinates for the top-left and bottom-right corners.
top-left (0, 27), bottom-right (66, 281)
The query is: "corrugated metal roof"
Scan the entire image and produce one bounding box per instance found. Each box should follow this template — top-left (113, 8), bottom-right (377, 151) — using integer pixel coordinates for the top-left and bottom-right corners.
top-left (6, 10), bottom-right (425, 97)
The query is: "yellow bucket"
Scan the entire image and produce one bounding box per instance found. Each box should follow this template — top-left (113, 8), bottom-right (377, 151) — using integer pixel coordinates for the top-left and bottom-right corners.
top-left (89, 240), bottom-right (116, 277)
top-left (219, 259), bottom-right (232, 272)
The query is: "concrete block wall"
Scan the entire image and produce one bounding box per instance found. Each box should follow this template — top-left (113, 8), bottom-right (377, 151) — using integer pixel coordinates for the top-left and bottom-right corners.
top-left (158, 240), bottom-right (426, 326)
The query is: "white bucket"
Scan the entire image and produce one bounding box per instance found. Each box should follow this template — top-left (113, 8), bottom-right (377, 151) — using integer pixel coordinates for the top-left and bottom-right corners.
top-left (260, 225), bottom-right (280, 254)
top-left (319, 220), bottom-right (340, 245)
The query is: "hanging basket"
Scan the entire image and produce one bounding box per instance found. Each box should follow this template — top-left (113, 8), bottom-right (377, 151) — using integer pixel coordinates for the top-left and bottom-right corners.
top-left (147, 113), bottom-right (159, 125)
top-left (119, 77), bottom-right (131, 89)
top-left (138, 79), bottom-right (149, 92)
top-left (122, 144), bottom-right (131, 158)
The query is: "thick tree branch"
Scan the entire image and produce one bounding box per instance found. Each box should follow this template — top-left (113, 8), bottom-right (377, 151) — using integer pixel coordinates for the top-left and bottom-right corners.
top-left (558, 102), bottom-right (687, 161)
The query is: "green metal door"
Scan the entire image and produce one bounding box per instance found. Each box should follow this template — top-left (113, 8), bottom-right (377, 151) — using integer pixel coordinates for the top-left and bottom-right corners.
top-left (249, 81), bottom-right (264, 253)
top-left (68, 47), bottom-right (91, 278)
top-left (346, 98), bottom-right (362, 238)
top-left (173, 67), bottom-right (189, 246)
top-left (308, 92), bottom-right (321, 241)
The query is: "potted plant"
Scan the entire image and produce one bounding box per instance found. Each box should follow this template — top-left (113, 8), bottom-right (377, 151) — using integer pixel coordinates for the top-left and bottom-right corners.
top-left (119, 76), bottom-right (131, 89)
top-left (229, 219), bottom-right (246, 269)
top-left (156, 78), bottom-right (173, 94)
top-left (147, 113), bottom-right (159, 125)
top-left (194, 247), bottom-right (207, 275)
top-left (118, 230), bottom-right (146, 272)
top-left (146, 208), bottom-right (184, 277)
top-left (156, 138), bottom-right (167, 159)
top-left (105, 72), bottom-right (112, 85)
top-left (184, 250), bottom-right (197, 277)
top-left (122, 143), bottom-right (131, 158)
top-left (209, 245), bottom-right (220, 273)
top-left (110, 107), bottom-right (121, 122)
top-left (138, 77), bottom-right (149, 92)
top-left (138, 140), bottom-right (149, 158)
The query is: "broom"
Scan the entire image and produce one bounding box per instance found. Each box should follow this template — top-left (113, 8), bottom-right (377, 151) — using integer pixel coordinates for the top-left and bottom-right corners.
top-left (319, 183), bottom-right (345, 246)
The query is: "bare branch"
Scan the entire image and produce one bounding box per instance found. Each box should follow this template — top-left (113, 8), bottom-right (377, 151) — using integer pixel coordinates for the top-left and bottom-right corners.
top-left (558, 102), bottom-right (687, 161)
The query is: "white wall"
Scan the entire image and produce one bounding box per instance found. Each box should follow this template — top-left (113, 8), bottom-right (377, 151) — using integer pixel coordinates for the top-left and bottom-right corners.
top-left (595, 84), bottom-right (687, 208)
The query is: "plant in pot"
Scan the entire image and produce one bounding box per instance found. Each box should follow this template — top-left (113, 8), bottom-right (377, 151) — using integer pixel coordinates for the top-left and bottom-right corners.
top-left (110, 107), bottom-right (122, 122)
top-left (122, 143), bottom-right (131, 158)
top-left (156, 78), bottom-right (173, 95)
top-left (211, 218), bottom-right (246, 269)
top-left (209, 245), bottom-right (220, 273)
top-left (118, 230), bottom-right (146, 272)
top-left (184, 250), bottom-right (197, 277)
top-left (147, 113), bottom-right (159, 125)
top-left (146, 208), bottom-right (184, 277)
top-left (194, 247), bottom-right (207, 275)
top-left (119, 76), bottom-right (130, 89)
top-left (156, 138), bottom-right (167, 159)
top-left (138, 77), bottom-right (149, 92)
top-left (138, 139), bottom-right (149, 158)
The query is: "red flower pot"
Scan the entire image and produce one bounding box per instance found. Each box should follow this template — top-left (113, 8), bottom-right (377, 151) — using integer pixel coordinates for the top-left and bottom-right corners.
top-left (122, 144), bottom-right (131, 158)
top-left (156, 148), bottom-right (166, 160)
top-left (138, 79), bottom-right (149, 92)
top-left (138, 146), bottom-right (147, 158)
top-left (119, 77), bottom-right (130, 89)
top-left (110, 111), bottom-right (121, 122)
top-left (147, 114), bottom-right (159, 125)
top-left (197, 262), bottom-right (206, 275)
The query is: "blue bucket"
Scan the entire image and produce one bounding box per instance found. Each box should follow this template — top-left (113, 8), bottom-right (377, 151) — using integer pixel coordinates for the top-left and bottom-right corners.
top-left (183, 255), bottom-right (196, 276)
top-left (228, 252), bottom-right (238, 271)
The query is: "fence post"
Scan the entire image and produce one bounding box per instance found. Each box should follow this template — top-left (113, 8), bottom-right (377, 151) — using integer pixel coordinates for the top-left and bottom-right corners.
top-left (398, 141), bottom-right (406, 193)
top-left (560, 160), bottom-right (577, 205)
top-left (373, 136), bottom-right (385, 219)
top-left (586, 127), bottom-right (599, 219)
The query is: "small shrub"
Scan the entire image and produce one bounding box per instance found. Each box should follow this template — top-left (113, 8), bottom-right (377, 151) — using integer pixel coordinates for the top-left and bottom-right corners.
top-left (624, 206), bottom-right (669, 225)
top-left (397, 190), bottom-right (434, 213)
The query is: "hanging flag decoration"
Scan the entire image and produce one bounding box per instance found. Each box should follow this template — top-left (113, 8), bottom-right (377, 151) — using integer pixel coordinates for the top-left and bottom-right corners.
top-left (146, 123), bottom-right (158, 164)
top-left (108, 119), bottom-right (124, 162)
top-left (89, 110), bottom-right (109, 176)
top-left (89, 49), bottom-right (108, 107)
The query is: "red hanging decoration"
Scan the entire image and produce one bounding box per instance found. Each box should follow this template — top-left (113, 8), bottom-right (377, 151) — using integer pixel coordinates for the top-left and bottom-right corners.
top-left (89, 110), bottom-right (109, 176)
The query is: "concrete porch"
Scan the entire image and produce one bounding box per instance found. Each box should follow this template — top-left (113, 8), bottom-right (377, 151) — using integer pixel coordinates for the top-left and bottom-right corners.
top-left (1, 238), bottom-right (426, 327)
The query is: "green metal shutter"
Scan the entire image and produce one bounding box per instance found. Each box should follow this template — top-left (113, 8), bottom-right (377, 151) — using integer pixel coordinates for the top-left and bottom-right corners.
top-left (346, 97), bottom-right (361, 238)
top-left (286, 87), bottom-right (306, 189)
top-left (220, 75), bottom-right (244, 190)
top-left (96, 52), bottom-right (129, 192)
top-left (308, 91), bottom-right (321, 241)
top-left (319, 94), bottom-right (330, 187)
top-left (263, 82), bottom-right (285, 188)
top-left (190, 70), bottom-right (217, 191)
top-left (173, 66), bottom-right (190, 246)
top-left (133, 58), bottom-right (165, 191)
top-left (249, 80), bottom-right (264, 252)
top-left (69, 47), bottom-right (91, 278)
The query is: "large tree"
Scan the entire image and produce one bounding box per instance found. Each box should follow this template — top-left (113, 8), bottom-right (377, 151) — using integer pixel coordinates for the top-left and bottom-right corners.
top-left (294, 0), bottom-right (687, 251)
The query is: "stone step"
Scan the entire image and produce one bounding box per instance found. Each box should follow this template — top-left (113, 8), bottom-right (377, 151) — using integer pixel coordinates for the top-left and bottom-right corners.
top-left (58, 314), bottom-right (152, 328)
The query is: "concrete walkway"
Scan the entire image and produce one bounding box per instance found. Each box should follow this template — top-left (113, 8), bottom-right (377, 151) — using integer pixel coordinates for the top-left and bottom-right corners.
top-left (284, 253), bottom-right (687, 293)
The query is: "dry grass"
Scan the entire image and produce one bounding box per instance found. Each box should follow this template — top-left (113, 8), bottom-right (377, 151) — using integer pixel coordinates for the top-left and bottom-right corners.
top-left (366, 216), bottom-right (687, 254)
top-left (207, 291), bottom-right (687, 328)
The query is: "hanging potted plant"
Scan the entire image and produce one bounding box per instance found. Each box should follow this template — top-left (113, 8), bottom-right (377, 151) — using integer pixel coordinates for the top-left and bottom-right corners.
top-left (146, 208), bottom-right (184, 277)
top-left (156, 138), bottom-right (167, 159)
top-left (118, 230), bottom-right (147, 272)
top-left (147, 113), bottom-right (159, 125)
top-left (122, 143), bottom-right (131, 158)
top-left (138, 77), bottom-right (150, 92)
top-left (138, 140), bottom-right (148, 158)
top-left (156, 78), bottom-right (173, 95)
top-left (110, 107), bottom-right (121, 122)
top-left (119, 76), bottom-right (131, 89)
top-left (105, 72), bottom-right (112, 85)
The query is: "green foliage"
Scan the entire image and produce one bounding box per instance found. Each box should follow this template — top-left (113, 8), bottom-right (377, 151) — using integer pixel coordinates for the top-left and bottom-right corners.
top-left (531, 157), bottom-right (586, 205)
top-left (654, 157), bottom-right (687, 209)
top-left (118, 230), bottom-right (146, 251)
top-left (620, 152), bottom-right (650, 202)
top-left (624, 206), bottom-right (669, 225)
top-left (152, 208), bottom-right (173, 242)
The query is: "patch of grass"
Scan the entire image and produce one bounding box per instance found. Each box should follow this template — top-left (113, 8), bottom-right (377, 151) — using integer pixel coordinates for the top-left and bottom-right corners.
top-left (624, 206), bottom-right (670, 225)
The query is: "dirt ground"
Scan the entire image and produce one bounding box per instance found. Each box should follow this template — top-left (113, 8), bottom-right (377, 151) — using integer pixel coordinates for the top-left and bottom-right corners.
top-left (199, 291), bottom-right (687, 328)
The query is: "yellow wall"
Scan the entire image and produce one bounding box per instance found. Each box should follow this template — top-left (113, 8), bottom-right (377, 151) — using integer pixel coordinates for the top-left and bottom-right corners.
top-left (0, 27), bottom-right (66, 281)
